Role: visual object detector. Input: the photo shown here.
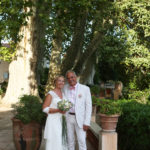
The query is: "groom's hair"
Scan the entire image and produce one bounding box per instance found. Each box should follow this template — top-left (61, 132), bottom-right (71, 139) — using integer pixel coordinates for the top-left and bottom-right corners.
top-left (65, 70), bottom-right (77, 78)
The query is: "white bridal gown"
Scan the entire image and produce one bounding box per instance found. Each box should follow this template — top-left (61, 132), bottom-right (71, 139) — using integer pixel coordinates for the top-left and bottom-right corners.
top-left (44, 91), bottom-right (68, 150)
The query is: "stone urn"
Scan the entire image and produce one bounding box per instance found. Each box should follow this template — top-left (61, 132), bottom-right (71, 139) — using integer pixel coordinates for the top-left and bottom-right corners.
top-left (12, 118), bottom-right (42, 150)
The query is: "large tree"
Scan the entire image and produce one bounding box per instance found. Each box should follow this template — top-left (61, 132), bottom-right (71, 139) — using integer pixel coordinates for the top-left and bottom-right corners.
top-left (97, 0), bottom-right (150, 89)
top-left (1, 0), bottom-right (50, 105)
top-left (45, 0), bottom-right (113, 92)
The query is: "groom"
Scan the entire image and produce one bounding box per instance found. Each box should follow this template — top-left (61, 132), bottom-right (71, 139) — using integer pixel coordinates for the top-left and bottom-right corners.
top-left (63, 70), bottom-right (92, 150)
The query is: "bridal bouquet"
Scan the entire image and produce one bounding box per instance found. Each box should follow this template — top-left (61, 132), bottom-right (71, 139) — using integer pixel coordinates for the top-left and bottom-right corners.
top-left (57, 100), bottom-right (73, 145)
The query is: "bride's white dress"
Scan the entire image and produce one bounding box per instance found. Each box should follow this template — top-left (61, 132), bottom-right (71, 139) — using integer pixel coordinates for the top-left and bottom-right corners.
top-left (44, 91), bottom-right (68, 150)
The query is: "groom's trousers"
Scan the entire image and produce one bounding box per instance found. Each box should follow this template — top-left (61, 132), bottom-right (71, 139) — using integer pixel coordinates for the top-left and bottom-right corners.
top-left (67, 114), bottom-right (87, 150)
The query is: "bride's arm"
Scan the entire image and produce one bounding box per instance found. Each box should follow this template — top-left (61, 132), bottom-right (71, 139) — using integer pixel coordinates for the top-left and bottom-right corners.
top-left (42, 94), bottom-right (60, 114)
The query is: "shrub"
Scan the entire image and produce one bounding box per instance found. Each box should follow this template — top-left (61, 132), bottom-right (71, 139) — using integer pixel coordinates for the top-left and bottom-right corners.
top-left (117, 100), bottom-right (150, 150)
top-left (122, 88), bottom-right (150, 103)
top-left (12, 95), bottom-right (46, 124)
top-left (90, 85), bottom-right (100, 97)
top-left (92, 95), bottom-right (98, 105)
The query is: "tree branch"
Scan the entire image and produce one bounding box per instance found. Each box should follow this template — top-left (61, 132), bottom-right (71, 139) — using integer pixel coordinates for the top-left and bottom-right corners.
top-left (74, 31), bottom-right (103, 75)
top-left (61, 10), bottom-right (87, 75)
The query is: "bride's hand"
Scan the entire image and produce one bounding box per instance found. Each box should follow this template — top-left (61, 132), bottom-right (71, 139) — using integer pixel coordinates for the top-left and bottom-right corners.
top-left (59, 110), bottom-right (66, 114)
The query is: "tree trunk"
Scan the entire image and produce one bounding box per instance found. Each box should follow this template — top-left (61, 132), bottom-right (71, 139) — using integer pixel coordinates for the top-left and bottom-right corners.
top-left (35, 18), bottom-right (46, 84)
top-left (80, 54), bottom-right (96, 85)
top-left (2, 1), bottom-right (39, 106)
top-left (35, 1), bottom-right (51, 84)
top-left (74, 31), bottom-right (103, 75)
top-left (45, 8), bottom-right (64, 93)
top-left (45, 29), bottom-right (63, 93)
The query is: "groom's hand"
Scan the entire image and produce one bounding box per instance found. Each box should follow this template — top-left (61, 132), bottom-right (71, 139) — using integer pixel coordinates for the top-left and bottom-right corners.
top-left (83, 125), bottom-right (89, 131)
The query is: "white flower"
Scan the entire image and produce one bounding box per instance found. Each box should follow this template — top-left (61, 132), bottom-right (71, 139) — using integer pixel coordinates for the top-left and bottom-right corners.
top-left (57, 100), bottom-right (73, 111)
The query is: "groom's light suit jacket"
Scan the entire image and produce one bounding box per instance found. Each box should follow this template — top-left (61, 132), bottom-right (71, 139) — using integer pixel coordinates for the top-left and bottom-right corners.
top-left (63, 83), bottom-right (92, 128)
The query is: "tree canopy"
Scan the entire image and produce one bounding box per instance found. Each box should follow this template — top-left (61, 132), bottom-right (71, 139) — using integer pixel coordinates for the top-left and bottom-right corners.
top-left (0, 0), bottom-right (150, 97)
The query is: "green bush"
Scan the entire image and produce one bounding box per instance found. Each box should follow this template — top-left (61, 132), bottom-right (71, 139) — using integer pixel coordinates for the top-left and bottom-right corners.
top-left (90, 85), bottom-right (100, 97)
top-left (92, 95), bottom-right (100, 105)
top-left (12, 95), bottom-right (46, 124)
top-left (122, 88), bottom-right (150, 103)
top-left (117, 100), bottom-right (150, 150)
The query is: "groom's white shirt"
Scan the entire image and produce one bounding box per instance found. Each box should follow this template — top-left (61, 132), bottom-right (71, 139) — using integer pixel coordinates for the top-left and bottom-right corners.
top-left (63, 83), bottom-right (92, 128)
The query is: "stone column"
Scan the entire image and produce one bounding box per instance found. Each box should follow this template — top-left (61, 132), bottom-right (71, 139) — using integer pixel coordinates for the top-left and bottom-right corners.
top-left (99, 131), bottom-right (117, 150)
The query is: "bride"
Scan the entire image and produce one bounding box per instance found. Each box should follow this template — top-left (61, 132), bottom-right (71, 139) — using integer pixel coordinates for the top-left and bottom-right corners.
top-left (42, 75), bottom-right (68, 150)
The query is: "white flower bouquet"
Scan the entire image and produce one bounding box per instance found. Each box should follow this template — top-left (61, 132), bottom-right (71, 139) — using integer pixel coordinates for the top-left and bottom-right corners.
top-left (57, 99), bottom-right (73, 112)
top-left (57, 100), bottom-right (72, 145)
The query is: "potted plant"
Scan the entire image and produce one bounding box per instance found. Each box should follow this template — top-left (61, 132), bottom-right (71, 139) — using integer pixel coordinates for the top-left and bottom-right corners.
top-left (96, 99), bottom-right (122, 132)
top-left (12, 94), bottom-right (46, 150)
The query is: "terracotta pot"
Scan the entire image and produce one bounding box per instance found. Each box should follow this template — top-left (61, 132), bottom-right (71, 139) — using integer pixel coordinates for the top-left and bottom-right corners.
top-left (99, 113), bottom-right (120, 132)
top-left (12, 118), bottom-right (42, 150)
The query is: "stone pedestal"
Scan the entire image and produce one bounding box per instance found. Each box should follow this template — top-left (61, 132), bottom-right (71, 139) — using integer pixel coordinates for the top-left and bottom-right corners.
top-left (99, 131), bottom-right (117, 150)
top-left (113, 90), bottom-right (119, 100)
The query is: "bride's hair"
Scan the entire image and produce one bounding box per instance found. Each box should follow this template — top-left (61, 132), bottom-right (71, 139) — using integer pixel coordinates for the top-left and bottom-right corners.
top-left (54, 75), bottom-right (65, 85)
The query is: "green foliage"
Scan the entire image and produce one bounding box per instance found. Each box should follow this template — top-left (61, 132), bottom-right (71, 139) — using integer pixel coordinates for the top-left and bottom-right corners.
top-left (1, 0), bottom-right (150, 93)
top-left (0, 0), bottom-right (33, 42)
top-left (96, 0), bottom-right (150, 89)
top-left (122, 88), bottom-right (150, 104)
top-left (0, 88), bottom-right (4, 95)
top-left (96, 99), bottom-right (122, 115)
top-left (0, 0), bottom-right (34, 61)
top-left (0, 81), bottom-right (7, 94)
top-left (117, 100), bottom-right (150, 150)
top-left (0, 43), bottom-right (16, 61)
top-left (91, 95), bottom-right (98, 105)
top-left (117, 0), bottom-right (150, 89)
top-left (148, 95), bottom-right (150, 101)
top-left (12, 95), bottom-right (46, 124)
top-left (90, 85), bottom-right (100, 97)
